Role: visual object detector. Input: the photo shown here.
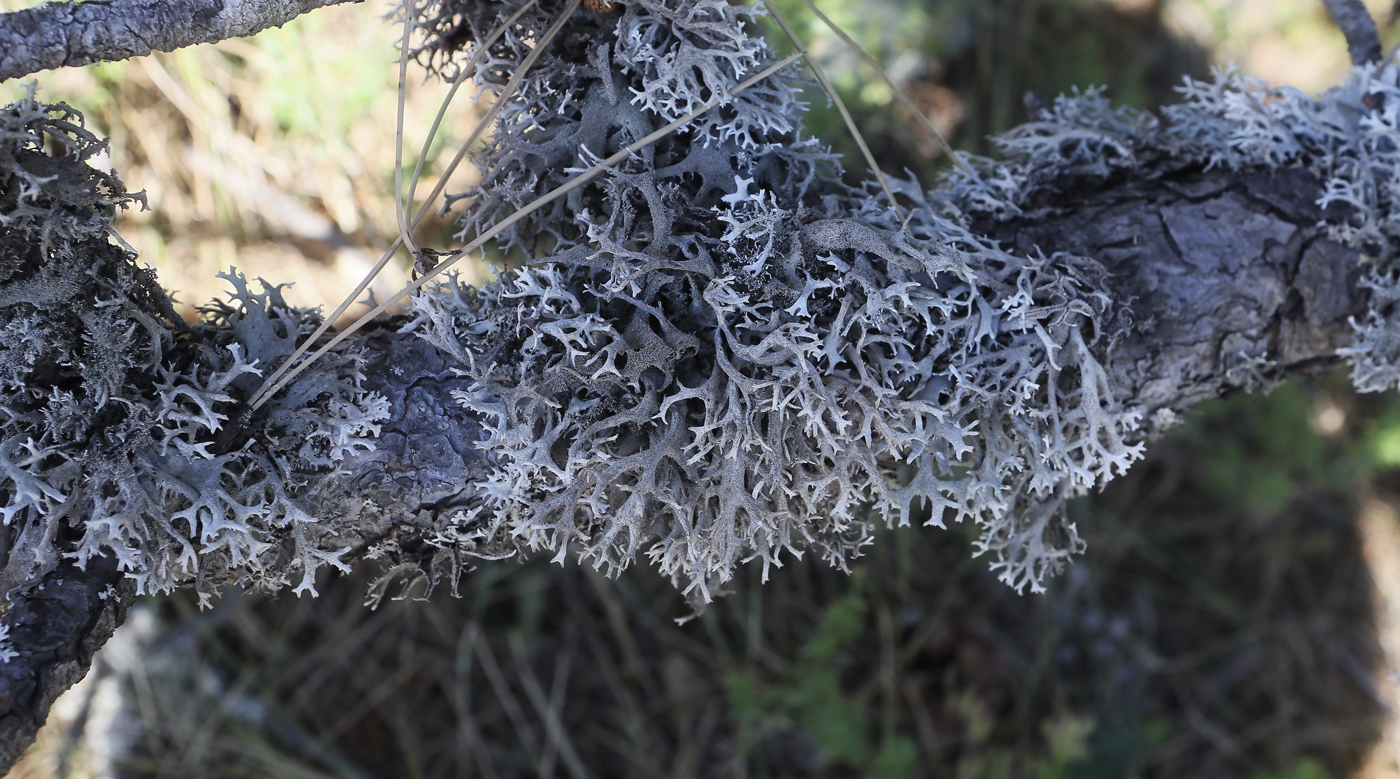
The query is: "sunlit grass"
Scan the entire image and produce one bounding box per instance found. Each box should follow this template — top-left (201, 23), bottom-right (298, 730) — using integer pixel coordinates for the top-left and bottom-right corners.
top-left (0, 0), bottom-right (489, 326)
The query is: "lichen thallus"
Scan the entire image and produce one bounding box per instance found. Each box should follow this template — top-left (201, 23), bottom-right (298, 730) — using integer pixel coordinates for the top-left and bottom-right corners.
top-left (244, 0), bottom-right (962, 414)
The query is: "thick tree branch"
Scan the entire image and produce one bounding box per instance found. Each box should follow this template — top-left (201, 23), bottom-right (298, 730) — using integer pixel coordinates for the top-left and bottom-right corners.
top-left (0, 160), bottom-right (1360, 769)
top-left (310, 163), bottom-right (1365, 565)
top-left (0, 0), bottom-right (1392, 765)
top-left (982, 165), bottom-right (1363, 417)
top-left (0, 556), bottom-right (134, 771)
top-left (0, 0), bottom-right (362, 83)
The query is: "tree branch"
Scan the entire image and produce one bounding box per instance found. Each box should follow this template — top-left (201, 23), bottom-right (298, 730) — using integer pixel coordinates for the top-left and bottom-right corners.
top-left (1323, 0), bottom-right (1382, 65)
top-left (0, 555), bottom-right (134, 771)
top-left (0, 159), bottom-right (1362, 770)
top-left (0, 0), bottom-right (362, 83)
top-left (0, 0), bottom-right (1394, 765)
top-left (309, 162), bottom-right (1366, 575)
top-left (981, 165), bottom-right (1363, 415)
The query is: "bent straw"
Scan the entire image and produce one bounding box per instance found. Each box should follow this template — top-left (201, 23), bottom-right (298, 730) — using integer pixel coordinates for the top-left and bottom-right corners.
top-left (405, 0), bottom-right (542, 239)
top-left (797, 0), bottom-right (970, 173)
top-left (249, 52), bottom-right (804, 412)
top-left (760, 0), bottom-right (904, 221)
top-left (394, 0), bottom-right (420, 256)
top-left (401, 0), bottom-right (544, 257)
top-left (249, 0), bottom-right (571, 409)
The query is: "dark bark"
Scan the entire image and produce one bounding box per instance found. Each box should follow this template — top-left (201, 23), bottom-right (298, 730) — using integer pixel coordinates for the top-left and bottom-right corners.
top-left (0, 0), bottom-right (362, 83)
top-left (1323, 0), bottom-right (1383, 65)
top-left (0, 149), bottom-right (1370, 768)
top-left (0, 158), bottom-right (1370, 770)
top-left (303, 162), bottom-right (1367, 562)
top-left (981, 164), bottom-right (1364, 420)
top-left (0, 554), bottom-right (135, 771)
top-left (302, 329), bottom-right (488, 560)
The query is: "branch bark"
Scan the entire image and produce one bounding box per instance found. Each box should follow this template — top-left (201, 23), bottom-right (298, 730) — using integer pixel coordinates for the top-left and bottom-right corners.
top-left (0, 0), bottom-right (362, 83)
top-left (0, 0), bottom-right (1384, 766)
top-left (980, 165), bottom-right (1363, 416)
top-left (0, 555), bottom-right (135, 770)
top-left (309, 162), bottom-right (1365, 559)
top-left (1323, 0), bottom-right (1383, 65)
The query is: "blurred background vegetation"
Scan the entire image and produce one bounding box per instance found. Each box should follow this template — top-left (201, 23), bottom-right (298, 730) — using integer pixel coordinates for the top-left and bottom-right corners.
top-left (6, 0), bottom-right (1400, 776)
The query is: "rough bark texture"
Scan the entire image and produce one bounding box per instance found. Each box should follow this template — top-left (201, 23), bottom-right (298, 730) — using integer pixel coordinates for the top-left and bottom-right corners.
top-left (0, 555), bottom-right (135, 770)
top-left (296, 162), bottom-right (1367, 562)
top-left (307, 328), bottom-right (486, 561)
top-left (0, 0), bottom-right (362, 82)
top-left (981, 164), bottom-right (1364, 418)
top-left (0, 0), bottom-right (1385, 766)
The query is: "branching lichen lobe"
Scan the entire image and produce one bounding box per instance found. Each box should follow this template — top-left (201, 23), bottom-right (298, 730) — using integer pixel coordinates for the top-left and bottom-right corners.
top-left (7, 0), bottom-right (1400, 656)
top-left (399, 0), bottom-right (1148, 599)
top-left (386, 8), bottom-right (1400, 602)
top-left (0, 90), bottom-right (389, 607)
top-left (7, 3), bottom-right (1400, 763)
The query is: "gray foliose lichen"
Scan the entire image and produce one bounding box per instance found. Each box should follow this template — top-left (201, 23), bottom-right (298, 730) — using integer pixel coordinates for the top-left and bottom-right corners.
top-left (0, 88), bottom-right (387, 605)
top-left (405, 1), bottom-right (1400, 599)
top-left (404, 0), bottom-right (1146, 599)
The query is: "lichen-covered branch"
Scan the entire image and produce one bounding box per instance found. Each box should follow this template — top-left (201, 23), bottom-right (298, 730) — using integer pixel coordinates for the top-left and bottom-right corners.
top-left (317, 159), bottom-right (1365, 597)
top-left (3, 0), bottom-right (1400, 766)
top-left (0, 0), bottom-right (362, 83)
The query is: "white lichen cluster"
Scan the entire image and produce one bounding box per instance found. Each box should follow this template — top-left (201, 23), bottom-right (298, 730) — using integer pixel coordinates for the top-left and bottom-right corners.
top-left (404, 0), bottom-right (1149, 598)
top-left (0, 624), bottom-right (16, 664)
top-left (0, 92), bottom-right (387, 603)
top-left (1165, 61), bottom-right (1400, 393)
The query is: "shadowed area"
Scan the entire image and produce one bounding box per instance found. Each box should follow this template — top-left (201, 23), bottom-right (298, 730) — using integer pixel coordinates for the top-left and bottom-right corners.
top-left (21, 382), bottom-right (1385, 778)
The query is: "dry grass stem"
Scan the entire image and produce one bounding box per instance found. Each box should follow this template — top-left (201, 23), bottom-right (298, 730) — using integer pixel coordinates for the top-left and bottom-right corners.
top-left (249, 0), bottom-right (562, 409)
top-left (760, 0), bottom-right (904, 220)
top-left (394, 0), bottom-right (420, 257)
top-left (406, 0), bottom-right (542, 215)
top-left (795, 0), bottom-right (969, 172)
top-left (250, 47), bottom-right (801, 411)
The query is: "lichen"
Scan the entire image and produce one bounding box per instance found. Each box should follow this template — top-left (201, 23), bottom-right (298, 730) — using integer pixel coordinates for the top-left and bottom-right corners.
top-left (0, 624), bottom-right (17, 664)
top-left (11, 0), bottom-right (1400, 608)
top-left (404, 0), bottom-right (1146, 599)
top-left (1161, 62), bottom-right (1400, 393)
top-left (0, 87), bottom-right (388, 605)
top-left (948, 61), bottom-right (1400, 397)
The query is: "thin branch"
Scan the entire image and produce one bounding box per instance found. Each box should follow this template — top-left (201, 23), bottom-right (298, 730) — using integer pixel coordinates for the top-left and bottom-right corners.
top-left (0, 0), bottom-right (362, 82)
top-left (406, 0), bottom-right (542, 229)
top-left (1323, 0), bottom-right (1382, 66)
